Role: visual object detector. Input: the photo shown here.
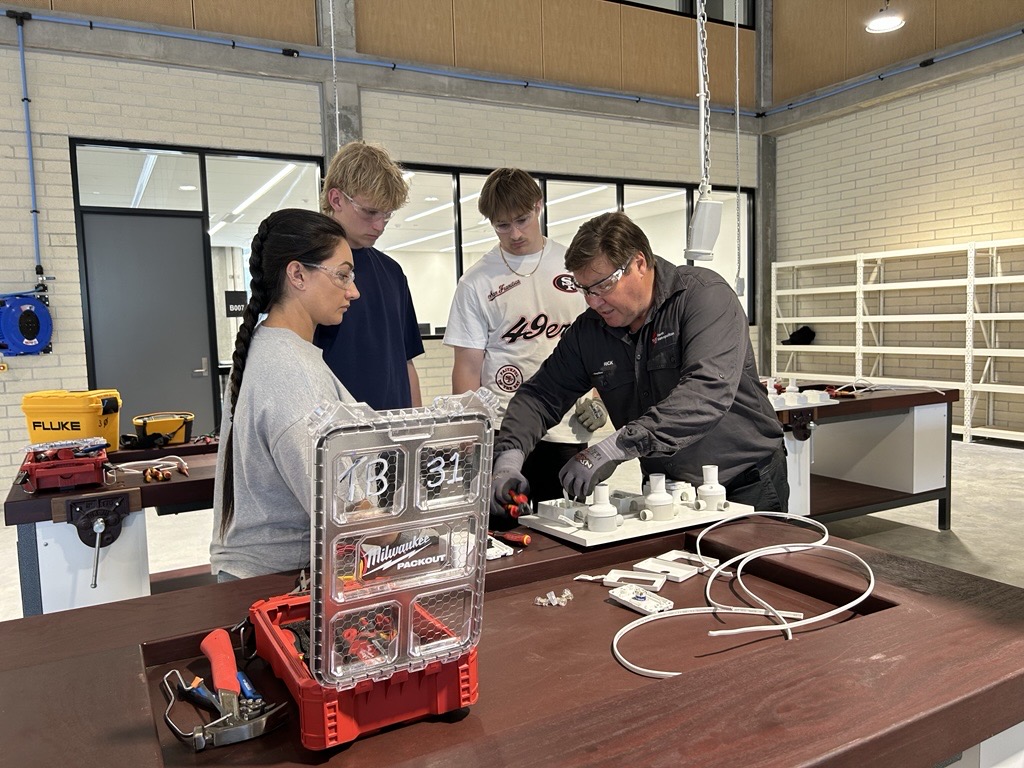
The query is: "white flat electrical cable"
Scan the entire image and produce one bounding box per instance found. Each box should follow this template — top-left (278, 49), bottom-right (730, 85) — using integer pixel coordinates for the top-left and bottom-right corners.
top-left (611, 512), bottom-right (875, 677)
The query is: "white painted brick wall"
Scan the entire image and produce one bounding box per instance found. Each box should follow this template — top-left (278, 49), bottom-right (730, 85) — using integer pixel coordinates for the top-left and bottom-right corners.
top-left (362, 89), bottom-right (764, 382)
top-left (775, 64), bottom-right (1024, 434)
top-left (0, 47), bottom-right (321, 481)
top-left (361, 90), bottom-right (758, 189)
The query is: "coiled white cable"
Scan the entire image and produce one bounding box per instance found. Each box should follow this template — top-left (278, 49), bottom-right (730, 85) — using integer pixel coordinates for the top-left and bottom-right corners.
top-left (611, 605), bottom-right (805, 679)
top-left (611, 513), bottom-right (875, 678)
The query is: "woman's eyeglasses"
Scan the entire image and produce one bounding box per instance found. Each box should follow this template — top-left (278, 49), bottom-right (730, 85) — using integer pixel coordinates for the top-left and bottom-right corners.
top-left (304, 262), bottom-right (355, 288)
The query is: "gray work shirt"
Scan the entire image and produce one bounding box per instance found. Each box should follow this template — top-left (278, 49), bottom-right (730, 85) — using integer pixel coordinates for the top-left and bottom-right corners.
top-left (496, 256), bottom-right (783, 486)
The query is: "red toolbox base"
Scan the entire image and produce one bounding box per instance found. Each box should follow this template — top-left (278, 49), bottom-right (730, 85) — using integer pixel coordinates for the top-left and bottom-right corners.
top-left (249, 593), bottom-right (478, 750)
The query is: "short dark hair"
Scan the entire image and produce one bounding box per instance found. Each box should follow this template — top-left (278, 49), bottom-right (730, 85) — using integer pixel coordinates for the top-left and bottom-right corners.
top-left (564, 212), bottom-right (654, 273)
top-left (478, 168), bottom-right (542, 222)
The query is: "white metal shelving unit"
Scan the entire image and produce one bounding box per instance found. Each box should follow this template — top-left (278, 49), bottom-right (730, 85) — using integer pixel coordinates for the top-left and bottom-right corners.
top-left (772, 238), bottom-right (1024, 443)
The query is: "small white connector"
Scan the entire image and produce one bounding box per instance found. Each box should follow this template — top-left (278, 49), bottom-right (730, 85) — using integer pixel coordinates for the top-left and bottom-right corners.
top-left (608, 585), bottom-right (674, 615)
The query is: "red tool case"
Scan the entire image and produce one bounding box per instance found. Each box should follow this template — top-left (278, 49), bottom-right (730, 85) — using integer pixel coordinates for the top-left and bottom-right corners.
top-left (249, 593), bottom-right (477, 750)
top-left (17, 443), bottom-right (107, 493)
top-left (249, 393), bottom-right (494, 750)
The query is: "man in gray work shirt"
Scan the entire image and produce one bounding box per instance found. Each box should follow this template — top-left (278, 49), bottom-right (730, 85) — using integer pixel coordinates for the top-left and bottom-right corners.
top-left (490, 211), bottom-right (787, 517)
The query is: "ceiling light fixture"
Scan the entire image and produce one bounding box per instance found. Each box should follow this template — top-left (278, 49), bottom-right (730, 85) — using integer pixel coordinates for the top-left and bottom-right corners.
top-left (179, 184), bottom-right (197, 192)
top-left (866, 1), bottom-right (905, 34)
top-left (231, 163), bottom-right (295, 216)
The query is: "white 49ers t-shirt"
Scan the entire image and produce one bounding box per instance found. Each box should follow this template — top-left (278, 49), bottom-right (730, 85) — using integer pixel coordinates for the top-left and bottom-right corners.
top-left (443, 239), bottom-right (589, 443)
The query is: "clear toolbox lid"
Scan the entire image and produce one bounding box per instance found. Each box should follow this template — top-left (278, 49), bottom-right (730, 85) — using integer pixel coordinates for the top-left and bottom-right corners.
top-left (306, 390), bottom-right (497, 690)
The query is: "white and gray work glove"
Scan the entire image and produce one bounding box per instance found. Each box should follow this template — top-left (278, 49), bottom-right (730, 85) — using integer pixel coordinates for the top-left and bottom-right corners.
top-left (559, 428), bottom-right (632, 501)
top-left (490, 449), bottom-right (530, 528)
top-left (574, 397), bottom-right (608, 432)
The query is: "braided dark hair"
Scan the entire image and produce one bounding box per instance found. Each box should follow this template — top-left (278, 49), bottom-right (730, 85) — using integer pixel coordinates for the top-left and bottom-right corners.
top-left (218, 208), bottom-right (347, 538)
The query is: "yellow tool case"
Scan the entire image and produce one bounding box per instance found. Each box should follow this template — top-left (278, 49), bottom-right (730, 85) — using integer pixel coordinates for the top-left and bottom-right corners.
top-left (22, 389), bottom-right (121, 450)
top-left (132, 412), bottom-right (194, 448)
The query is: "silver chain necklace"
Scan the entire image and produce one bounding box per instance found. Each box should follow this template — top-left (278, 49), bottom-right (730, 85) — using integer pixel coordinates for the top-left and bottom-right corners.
top-left (498, 239), bottom-right (547, 278)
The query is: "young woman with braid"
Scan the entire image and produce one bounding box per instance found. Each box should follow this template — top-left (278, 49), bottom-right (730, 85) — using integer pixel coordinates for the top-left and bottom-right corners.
top-left (210, 208), bottom-right (361, 581)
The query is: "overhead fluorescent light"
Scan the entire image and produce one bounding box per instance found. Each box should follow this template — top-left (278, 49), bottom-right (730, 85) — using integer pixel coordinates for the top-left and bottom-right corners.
top-left (403, 192), bottom-right (481, 223)
top-left (548, 185), bottom-right (608, 205)
top-left (405, 202), bottom-right (453, 223)
top-left (402, 171), bottom-right (416, 181)
top-left (231, 164), bottom-right (295, 215)
top-left (547, 206), bottom-right (618, 229)
top-left (386, 230), bottom-right (451, 251)
top-left (208, 221), bottom-right (227, 236)
top-left (626, 190), bottom-right (687, 208)
top-left (131, 154), bottom-right (157, 208)
top-left (179, 184), bottom-right (197, 192)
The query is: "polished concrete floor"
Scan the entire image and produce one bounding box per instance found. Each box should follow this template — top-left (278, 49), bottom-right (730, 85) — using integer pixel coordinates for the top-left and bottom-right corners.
top-left (0, 439), bottom-right (1020, 623)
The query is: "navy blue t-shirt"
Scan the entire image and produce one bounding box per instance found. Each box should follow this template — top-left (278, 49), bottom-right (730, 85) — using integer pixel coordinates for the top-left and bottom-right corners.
top-left (314, 246), bottom-right (424, 410)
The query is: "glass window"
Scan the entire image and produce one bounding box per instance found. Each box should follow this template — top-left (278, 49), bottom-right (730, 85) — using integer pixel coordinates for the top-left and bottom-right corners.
top-left (456, 174), bottom-right (494, 274)
top-left (624, 184), bottom-right (688, 265)
top-left (205, 156), bottom-right (321, 365)
top-left (75, 145), bottom-right (201, 210)
top-left (544, 181), bottom-right (617, 252)
top-left (609, 1), bottom-right (754, 26)
top-left (376, 170), bottom-right (458, 336)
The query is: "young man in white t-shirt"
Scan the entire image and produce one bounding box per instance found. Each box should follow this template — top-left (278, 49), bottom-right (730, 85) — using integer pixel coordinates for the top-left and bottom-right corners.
top-left (444, 168), bottom-right (606, 523)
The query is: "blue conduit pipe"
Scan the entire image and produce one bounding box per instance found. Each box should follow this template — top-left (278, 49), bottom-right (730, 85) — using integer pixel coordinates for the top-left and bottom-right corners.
top-left (7, 11), bottom-right (43, 276)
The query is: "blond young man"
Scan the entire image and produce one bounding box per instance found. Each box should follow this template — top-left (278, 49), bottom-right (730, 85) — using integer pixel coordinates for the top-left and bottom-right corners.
top-left (444, 168), bottom-right (606, 523)
top-left (314, 140), bottom-right (423, 408)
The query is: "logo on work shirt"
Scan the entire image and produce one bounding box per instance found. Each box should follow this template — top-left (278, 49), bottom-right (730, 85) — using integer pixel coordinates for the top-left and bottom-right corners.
top-left (553, 274), bottom-right (578, 293)
top-left (501, 314), bottom-right (572, 344)
top-left (495, 365), bottom-right (524, 392)
top-left (651, 329), bottom-right (677, 345)
top-left (488, 280), bottom-right (521, 302)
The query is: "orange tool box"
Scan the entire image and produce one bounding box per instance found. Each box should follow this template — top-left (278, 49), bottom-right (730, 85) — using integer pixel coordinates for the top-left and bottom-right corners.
top-left (248, 392), bottom-right (496, 750)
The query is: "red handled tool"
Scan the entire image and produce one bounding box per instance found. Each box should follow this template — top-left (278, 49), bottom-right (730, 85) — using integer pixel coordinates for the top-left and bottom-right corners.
top-left (488, 530), bottom-right (531, 546)
top-left (503, 490), bottom-right (532, 519)
top-left (161, 628), bottom-right (288, 751)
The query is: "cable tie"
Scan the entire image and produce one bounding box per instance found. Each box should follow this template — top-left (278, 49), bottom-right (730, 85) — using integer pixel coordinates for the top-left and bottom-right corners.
top-left (282, 48), bottom-right (299, 57)
top-left (231, 40), bottom-right (236, 49)
top-left (22, 97), bottom-right (31, 103)
top-left (920, 58), bottom-right (934, 67)
top-left (89, 20), bottom-right (93, 30)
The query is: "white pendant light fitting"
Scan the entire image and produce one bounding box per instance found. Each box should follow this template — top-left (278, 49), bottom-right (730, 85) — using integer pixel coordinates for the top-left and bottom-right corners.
top-left (866, 0), bottom-right (905, 34)
top-left (684, 0), bottom-right (722, 262)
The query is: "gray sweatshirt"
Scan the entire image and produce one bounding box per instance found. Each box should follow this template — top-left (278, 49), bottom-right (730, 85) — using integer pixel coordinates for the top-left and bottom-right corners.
top-left (210, 325), bottom-right (355, 578)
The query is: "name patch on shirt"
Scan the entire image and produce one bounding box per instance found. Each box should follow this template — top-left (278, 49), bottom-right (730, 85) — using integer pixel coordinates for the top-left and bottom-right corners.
top-left (488, 280), bottom-right (521, 302)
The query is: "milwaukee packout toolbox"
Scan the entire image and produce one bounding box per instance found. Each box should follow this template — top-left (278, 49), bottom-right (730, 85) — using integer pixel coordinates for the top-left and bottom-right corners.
top-left (249, 390), bottom-right (496, 750)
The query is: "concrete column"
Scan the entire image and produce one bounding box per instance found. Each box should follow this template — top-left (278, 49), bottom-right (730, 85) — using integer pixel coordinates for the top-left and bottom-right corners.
top-left (319, 0), bottom-right (360, 158)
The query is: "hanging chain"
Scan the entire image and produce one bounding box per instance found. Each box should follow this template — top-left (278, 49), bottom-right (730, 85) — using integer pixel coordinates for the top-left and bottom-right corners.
top-left (697, 0), bottom-right (711, 191)
top-left (734, 0), bottom-right (742, 290)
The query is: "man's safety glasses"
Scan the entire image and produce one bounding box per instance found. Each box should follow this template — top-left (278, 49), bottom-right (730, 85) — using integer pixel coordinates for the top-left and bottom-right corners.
top-left (491, 208), bottom-right (536, 235)
top-left (342, 190), bottom-right (394, 224)
top-left (571, 265), bottom-right (626, 298)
